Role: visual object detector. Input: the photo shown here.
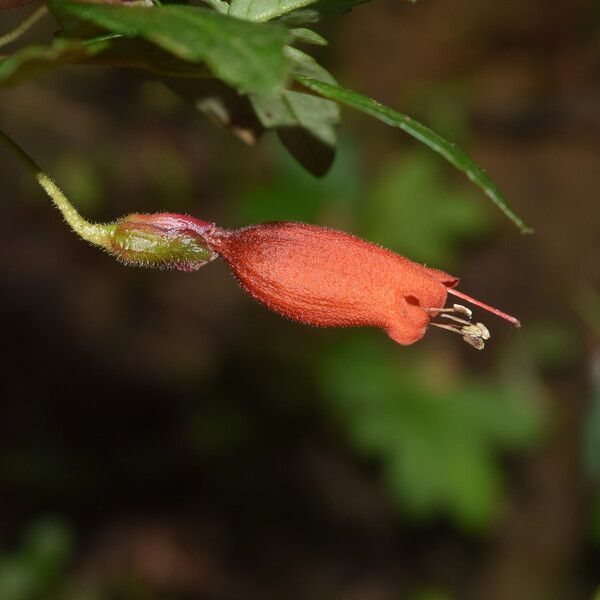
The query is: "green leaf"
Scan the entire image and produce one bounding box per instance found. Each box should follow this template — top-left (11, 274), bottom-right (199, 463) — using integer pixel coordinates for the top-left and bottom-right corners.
top-left (251, 90), bottom-right (338, 175)
top-left (279, 0), bottom-right (369, 25)
top-left (167, 78), bottom-right (265, 145)
top-left (200, 0), bottom-right (229, 13)
top-left (249, 47), bottom-right (339, 175)
top-left (297, 76), bottom-right (533, 234)
top-left (87, 37), bottom-right (213, 79)
top-left (0, 39), bottom-right (107, 87)
top-left (48, 1), bottom-right (290, 94)
top-left (284, 45), bottom-right (334, 83)
top-left (251, 90), bottom-right (337, 146)
top-left (290, 27), bottom-right (328, 45)
top-left (228, 0), bottom-right (368, 23)
top-left (229, 0), bottom-right (313, 21)
top-left (0, 36), bottom-right (218, 88)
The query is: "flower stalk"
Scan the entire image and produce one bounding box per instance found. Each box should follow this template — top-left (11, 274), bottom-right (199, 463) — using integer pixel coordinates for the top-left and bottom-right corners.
top-left (0, 130), bottom-right (114, 249)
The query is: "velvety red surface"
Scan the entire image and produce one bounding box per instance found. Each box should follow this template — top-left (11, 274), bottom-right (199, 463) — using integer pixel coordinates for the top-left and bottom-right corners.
top-left (207, 222), bottom-right (458, 345)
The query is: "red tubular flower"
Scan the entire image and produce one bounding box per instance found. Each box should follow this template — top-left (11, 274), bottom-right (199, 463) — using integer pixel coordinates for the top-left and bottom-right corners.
top-left (202, 221), bottom-right (520, 349)
top-left (109, 215), bottom-right (520, 349)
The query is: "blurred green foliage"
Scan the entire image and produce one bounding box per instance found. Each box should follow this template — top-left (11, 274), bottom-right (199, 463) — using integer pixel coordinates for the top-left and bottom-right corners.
top-left (581, 290), bottom-right (600, 545)
top-left (525, 320), bottom-right (582, 371)
top-left (318, 334), bottom-right (540, 530)
top-left (362, 152), bottom-right (490, 267)
top-left (235, 136), bottom-right (363, 225)
top-left (54, 153), bottom-right (105, 215)
top-left (0, 519), bottom-right (73, 600)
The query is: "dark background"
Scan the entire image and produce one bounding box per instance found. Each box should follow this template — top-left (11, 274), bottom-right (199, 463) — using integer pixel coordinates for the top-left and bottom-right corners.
top-left (1, 1), bottom-right (599, 598)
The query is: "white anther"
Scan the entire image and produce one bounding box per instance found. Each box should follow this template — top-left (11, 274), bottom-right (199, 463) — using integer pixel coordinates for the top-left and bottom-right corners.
top-left (453, 304), bottom-right (472, 318)
top-left (463, 335), bottom-right (485, 350)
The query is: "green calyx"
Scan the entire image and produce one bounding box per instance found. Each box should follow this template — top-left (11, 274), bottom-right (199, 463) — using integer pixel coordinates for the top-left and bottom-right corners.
top-left (110, 217), bottom-right (217, 271)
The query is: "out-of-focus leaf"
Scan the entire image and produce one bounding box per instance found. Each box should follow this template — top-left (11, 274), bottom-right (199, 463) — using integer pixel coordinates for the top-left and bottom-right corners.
top-left (252, 87), bottom-right (337, 173)
top-left (584, 345), bottom-right (600, 544)
top-left (0, 38), bottom-right (107, 86)
top-left (277, 126), bottom-right (335, 176)
top-left (22, 519), bottom-right (73, 587)
top-left (585, 371), bottom-right (600, 481)
top-left (53, 153), bottom-right (104, 214)
top-left (48, 0), bottom-right (290, 94)
top-left (251, 90), bottom-right (337, 141)
top-left (86, 37), bottom-right (211, 78)
top-left (228, 0), bottom-right (315, 21)
top-left (229, 0), bottom-right (367, 22)
top-left (0, 518), bottom-right (73, 600)
top-left (363, 152), bottom-right (491, 266)
top-left (524, 320), bottom-right (582, 370)
top-left (228, 0), bottom-right (370, 24)
top-left (289, 27), bottom-right (328, 45)
top-left (0, 36), bottom-right (217, 87)
top-left (297, 76), bottom-right (533, 234)
top-left (200, 0), bottom-right (229, 12)
top-left (169, 78), bottom-right (265, 145)
top-left (318, 334), bottom-right (541, 530)
top-left (279, 0), bottom-right (369, 25)
top-left (285, 45), bottom-right (333, 82)
top-left (250, 46), bottom-right (339, 175)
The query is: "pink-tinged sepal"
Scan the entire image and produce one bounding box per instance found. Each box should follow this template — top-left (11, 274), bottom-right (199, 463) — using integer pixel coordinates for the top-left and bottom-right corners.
top-left (109, 213), bottom-right (218, 271)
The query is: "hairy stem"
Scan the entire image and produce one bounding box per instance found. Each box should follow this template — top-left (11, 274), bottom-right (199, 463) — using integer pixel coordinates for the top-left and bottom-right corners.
top-left (0, 130), bottom-right (114, 249)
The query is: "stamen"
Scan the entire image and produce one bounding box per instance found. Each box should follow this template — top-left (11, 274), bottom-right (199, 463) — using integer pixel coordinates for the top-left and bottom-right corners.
top-left (463, 336), bottom-right (485, 350)
top-left (447, 289), bottom-right (521, 327)
top-left (430, 322), bottom-right (465, 336)
top-left (453, 304), bottom-right (473, 318)
top-left (427, 304), bottom-right (472, 318)
top-left (440, 313), bottom-right (471, 326)
top-left (430, 320), bottom-right (489, 350)
top-left (475, 322), bottom-right (490, 340)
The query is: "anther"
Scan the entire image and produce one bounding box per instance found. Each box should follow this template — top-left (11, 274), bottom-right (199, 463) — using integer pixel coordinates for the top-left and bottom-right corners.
top-left (463, 335), bottom-right (485, 350)
top-left (452, 304), bottom-right (473, 317)
top-left (430, 320), bottom-right (490, 350)
top-left (462, 322), bottom-right (490, 340)
top-left (427, 304), bottom-right (472, 318)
